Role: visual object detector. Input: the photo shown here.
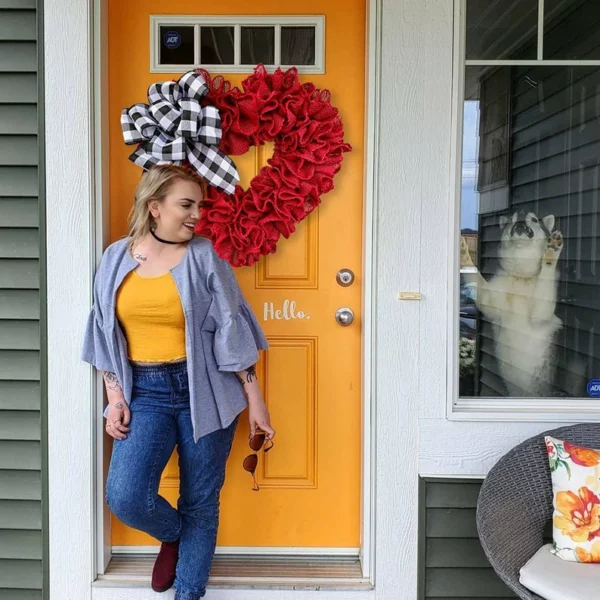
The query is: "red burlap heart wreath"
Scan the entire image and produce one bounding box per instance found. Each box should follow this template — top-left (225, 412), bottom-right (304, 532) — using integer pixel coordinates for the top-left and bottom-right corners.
top-left (194, 65), bottom-right (352, 267)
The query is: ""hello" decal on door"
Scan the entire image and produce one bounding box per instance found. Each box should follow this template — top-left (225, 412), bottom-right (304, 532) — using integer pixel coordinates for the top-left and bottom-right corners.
top-left (264, 300), bottom-right (311, 321)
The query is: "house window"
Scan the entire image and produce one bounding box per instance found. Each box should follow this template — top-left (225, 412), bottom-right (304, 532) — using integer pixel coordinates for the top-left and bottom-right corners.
top-left (159, 26), bottom-right (195, 65)
top-left (200, 27), bottom-right (235, 65)
top-left (454, 0), bottom-right (600, 412)
top-left (150, 15), bottom-right (325, 74)
top-left (240, 26), bottom-right (275, 65)
top-left (281, 26), bottom-right (316, 66)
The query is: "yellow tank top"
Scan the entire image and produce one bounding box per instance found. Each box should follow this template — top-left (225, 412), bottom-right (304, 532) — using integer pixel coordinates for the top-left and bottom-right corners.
top-left (116, 271), bottom-right (186, 362)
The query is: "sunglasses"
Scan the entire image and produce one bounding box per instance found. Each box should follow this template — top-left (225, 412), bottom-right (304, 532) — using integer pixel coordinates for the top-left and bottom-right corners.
top-left (243, 431), bottom-right (274, 491)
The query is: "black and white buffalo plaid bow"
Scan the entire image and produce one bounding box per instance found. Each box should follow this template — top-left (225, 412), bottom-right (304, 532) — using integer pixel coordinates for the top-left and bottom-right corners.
top-left (120, 71), bottom-right (239, 195)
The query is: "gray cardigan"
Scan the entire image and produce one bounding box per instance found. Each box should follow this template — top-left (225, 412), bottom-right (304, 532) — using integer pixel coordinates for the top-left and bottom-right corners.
top-left (81, 235), bottom-right (268, 442)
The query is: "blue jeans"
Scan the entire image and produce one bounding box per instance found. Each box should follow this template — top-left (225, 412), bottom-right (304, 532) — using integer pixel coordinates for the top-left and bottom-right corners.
top-left (105, 361), bottom-right (238, 600)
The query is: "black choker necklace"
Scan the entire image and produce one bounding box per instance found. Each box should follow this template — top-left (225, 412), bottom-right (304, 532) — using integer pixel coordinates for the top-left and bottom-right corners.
top-left (150, 229), bottom-right (181, 245)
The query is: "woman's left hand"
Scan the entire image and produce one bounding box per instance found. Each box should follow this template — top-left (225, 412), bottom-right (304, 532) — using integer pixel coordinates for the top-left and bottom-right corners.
top-left (248, 396), bottom-right (275, 439)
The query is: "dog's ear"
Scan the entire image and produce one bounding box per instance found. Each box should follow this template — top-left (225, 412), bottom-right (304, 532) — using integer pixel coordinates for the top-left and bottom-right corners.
top-left (499, 215), bottom-right (509, 230)
top-left (543, 215), bottom-right (555, 232)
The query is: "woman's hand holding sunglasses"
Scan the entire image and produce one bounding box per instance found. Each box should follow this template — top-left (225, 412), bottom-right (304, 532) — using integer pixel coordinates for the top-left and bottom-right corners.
top-left (235, 365), bottom-right (276, 491)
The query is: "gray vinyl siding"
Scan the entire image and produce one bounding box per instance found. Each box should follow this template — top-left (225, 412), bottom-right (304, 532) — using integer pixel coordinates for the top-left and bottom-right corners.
top-left (419, 478), bottom-right (516, 600)
top-left (0, 0), bottom-right (46, 599)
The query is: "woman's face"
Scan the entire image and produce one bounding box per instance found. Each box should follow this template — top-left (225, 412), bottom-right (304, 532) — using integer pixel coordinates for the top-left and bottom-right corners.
top-left (150, 178), bottom-right (204, 242)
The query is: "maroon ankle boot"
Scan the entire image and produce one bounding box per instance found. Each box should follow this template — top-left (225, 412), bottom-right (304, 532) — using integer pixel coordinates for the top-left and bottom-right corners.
top-left (151, 539), bottom-right (180, 592)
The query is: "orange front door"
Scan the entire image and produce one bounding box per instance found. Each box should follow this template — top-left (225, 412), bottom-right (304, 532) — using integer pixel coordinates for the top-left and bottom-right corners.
top-left (108, 0), bottom-right (365, 550)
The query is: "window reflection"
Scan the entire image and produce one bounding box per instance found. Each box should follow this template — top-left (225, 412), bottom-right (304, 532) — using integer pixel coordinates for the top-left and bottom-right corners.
top-left (544, 0), bottom-right (600, 60)
top-left (459, 65), bottom-right (600, 398)
top-left (466, 0), bottom-right (537, 60)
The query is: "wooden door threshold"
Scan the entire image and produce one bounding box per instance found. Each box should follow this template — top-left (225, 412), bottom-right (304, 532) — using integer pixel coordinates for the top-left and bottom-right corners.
top-left (95, 554), bottom-right (372, 591)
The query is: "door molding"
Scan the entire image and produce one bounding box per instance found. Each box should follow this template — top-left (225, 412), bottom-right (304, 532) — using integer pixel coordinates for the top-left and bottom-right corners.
top-left (360, 0), bottom-right (380, 580)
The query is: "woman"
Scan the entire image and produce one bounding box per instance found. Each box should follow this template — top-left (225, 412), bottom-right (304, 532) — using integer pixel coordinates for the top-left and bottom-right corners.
top-left (82, 164), bottom-right (274, 600)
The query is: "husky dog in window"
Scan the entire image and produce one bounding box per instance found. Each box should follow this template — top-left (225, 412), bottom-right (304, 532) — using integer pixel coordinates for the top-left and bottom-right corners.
top-left (460, 211), bottom-right (568, 397)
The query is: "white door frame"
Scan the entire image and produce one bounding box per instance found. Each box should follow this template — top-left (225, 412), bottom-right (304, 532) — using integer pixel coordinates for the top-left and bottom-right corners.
top-left (45, 0), bottom-right (438, 598)
top-left (91, 0), bottom-right (378, 569)
top-left (90, 0), bottom-right (377, 576)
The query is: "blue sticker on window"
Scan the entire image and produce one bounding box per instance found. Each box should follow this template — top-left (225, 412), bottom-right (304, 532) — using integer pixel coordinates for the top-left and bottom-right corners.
top-left (588, 380), bottom-right (600, 398)
top-left (164, 31), bottom-right (182, 50)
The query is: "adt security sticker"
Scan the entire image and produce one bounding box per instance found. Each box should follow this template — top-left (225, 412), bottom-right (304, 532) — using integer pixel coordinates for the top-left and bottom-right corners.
top-left (588, 380), bottom-right (600, 398)
top-left (164, 31), bottom-right (181, 50)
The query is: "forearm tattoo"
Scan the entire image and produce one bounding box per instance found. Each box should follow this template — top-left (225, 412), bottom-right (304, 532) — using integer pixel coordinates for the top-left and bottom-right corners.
top-left (235, 365), bottom-right (257, 402)
top-left (235, 365), bottom-right (257, 386)
top-left (245, 365), bottom-right (257, 383)
top-left (102, 371), bottom-right (122, 393)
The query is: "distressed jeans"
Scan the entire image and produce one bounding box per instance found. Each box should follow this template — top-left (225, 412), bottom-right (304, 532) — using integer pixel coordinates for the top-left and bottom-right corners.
top-left (105, 361), bottom-right (238, 600)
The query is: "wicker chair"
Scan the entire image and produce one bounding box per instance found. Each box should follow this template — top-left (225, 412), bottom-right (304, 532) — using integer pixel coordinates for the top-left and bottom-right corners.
top-left (476, 423), bottom-right (600, 600)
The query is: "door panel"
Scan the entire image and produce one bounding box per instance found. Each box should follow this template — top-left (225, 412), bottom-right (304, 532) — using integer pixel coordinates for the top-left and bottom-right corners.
top-left (108, 0), bottom-right (365, 549)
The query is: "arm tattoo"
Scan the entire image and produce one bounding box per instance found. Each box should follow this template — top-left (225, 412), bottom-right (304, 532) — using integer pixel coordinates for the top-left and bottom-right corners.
top-left (235, 365), bottom-right (257, 387)
top-left (245, 365), bottom-right (257, 383)
top-left (113, 402), bottom-right (124, 409)
top-left (102, 371), bottom-right (122, 393)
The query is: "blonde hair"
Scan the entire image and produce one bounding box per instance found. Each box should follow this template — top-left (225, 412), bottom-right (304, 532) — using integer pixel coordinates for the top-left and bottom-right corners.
top-left (127, 165), bottom-right (207, 251)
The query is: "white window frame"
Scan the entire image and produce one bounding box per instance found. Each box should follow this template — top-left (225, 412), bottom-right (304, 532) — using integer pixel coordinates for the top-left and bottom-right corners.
top-left (150, 15), bottom-right (325, 74)
top-left (448, 0), bottom-right (600, 422)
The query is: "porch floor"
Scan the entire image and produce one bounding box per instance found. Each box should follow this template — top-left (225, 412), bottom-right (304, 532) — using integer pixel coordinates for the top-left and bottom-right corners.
top-left (96, 554), bottom-right (371, 591)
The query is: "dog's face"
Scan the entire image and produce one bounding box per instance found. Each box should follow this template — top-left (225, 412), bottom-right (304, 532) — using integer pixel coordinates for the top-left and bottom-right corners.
top-left (498, 211), bottom-right (555, 277)
top-left (499, 211), bottom-right (554, 243)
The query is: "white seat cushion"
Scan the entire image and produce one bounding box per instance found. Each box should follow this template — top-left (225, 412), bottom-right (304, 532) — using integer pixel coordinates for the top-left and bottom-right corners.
top-left (520, 544), bottom-right (600, 600)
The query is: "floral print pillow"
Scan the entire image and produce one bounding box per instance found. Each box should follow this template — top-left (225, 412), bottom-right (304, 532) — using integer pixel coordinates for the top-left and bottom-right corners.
top-left (545, 435), bottom-right (600, 562)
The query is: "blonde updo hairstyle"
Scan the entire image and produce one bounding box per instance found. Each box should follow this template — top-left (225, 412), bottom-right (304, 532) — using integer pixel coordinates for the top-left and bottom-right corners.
top-left (127, 164), bottom-right (207, 251)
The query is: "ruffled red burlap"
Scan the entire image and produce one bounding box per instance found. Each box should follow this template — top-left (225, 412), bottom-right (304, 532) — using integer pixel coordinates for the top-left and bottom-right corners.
top-left (194, 65), bottom-right (352, 267)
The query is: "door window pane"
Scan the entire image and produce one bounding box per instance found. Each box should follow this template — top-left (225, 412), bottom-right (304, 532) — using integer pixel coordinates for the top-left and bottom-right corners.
top-left (459, 65), bottom-right (600, 398)
top-left (466, 0), bottom-right (538, 60)
top-left (159, 26), bottom-right (195, 65)
top-left (544, 0), bottom-right (600, 59)
top-left (281, 26), bottom-right (316, 65)
top-left (241, 26), bottom-right (275, 65)
top-left (200, 27), bottom-right (235, 65)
